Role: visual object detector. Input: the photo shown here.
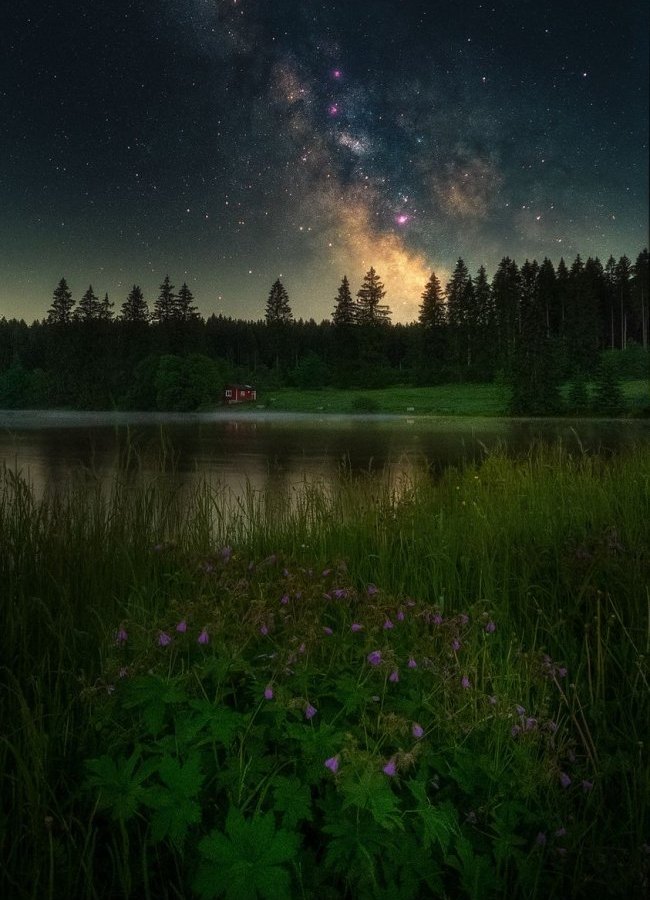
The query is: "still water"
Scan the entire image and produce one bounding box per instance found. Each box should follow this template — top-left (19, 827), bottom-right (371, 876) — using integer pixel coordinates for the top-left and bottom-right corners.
top-left (1, 410), bottom-right (649, 499)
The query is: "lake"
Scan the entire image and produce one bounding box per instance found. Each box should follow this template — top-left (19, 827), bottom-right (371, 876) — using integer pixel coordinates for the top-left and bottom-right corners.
top-left (1, 410), bottom-right (649, 500)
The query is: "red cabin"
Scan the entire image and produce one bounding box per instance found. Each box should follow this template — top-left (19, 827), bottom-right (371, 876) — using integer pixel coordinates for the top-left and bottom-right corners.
top-left (224, 383), bottom-right (257, 405)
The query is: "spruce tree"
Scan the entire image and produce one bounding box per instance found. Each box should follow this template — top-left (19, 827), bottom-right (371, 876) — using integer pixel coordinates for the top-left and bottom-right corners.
top-left (265, 279), bottom-right (293, 324)
top-left (418, 271), bottom-right (445, 329)
top-left (152, 275), bottom-right (176, 324)
top-left (99, 292), bottom-right (114, 321)
top-left (417, 271), bottom-right (447, 383)
top-left (491, 257), bottom-right (520, 367)
top-left (445, 259), bottom-right (471, 373)
top-left (176, 282), bottom-right (200, 322)
top-left (356, 267), bottom-right (390, 325)
top-left (74, 284), bottom-right (102, 321)
top-left (46, 278), bottom-right (75, 325)
top-left (120, 285), bottom-right (149, 322)
top-left (593, 356), bottom-right (624, 416)
top-left (332, 275), bottom-right (356, 326)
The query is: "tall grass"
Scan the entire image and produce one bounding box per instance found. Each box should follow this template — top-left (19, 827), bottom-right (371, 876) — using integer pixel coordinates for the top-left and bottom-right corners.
top-left (1, 444), bottom-right (648, 897)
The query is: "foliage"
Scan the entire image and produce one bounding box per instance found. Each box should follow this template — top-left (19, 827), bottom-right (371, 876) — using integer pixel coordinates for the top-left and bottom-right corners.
top-left (1, 446), bottom-right (649, 896)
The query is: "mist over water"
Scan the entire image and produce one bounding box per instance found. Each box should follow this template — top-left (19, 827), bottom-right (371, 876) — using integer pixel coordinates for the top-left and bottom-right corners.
top-left (1, 410), bottom-right (648, 501)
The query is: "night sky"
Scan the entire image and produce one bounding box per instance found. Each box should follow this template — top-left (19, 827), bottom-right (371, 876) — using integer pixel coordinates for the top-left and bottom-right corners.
top-left (2, 0), bottom-right (648, 324)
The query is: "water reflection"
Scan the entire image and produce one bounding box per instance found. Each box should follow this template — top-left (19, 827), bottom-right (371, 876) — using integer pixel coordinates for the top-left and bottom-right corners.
top-left (0, 410), bottom-right (648, 500)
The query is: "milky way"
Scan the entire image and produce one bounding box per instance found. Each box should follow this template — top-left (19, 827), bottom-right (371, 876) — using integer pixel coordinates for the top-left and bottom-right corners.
top-left (1, 0), bottom-right (647, 322)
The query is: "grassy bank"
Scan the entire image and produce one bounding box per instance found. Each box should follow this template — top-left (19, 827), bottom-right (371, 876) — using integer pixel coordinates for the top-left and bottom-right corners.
top-left (250, 380), bottom-right (649, 417)
top-left (1, 446), bottom-right (649, 898)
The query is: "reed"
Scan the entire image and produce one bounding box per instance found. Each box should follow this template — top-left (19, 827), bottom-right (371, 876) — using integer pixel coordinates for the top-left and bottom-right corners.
top-left (0, 444), bottom-right (648, 898)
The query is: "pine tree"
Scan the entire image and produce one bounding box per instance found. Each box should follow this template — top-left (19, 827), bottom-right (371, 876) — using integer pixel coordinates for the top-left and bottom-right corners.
top-left (120, 285), bottom-right (149, 322)
top-left (332, 275), bottom-right (356, 326)
top-left (445, 258), bottom-right (470, 372)
top-left (265, 279), bottom-right (293, 324)
top-left (418, 271), bottom-right (445, 329)
top-left (356, 267), bottom-right (390, 325)
top-left (417, 271), bottom-right (447, 383)
top-left (593, 356), bottom-right (624, 416)
top-left (74, 285), bottom-right (102, 321)
top-left (632, 248), bottom-right (649, 350)
top-left (152, 275), bottom-right (176, 324)
top-left (491, 257), bottom-right (520, 366)
top-left (99, 292), bottom-right (114, 321)
top-left (614, 255), bottom-right (632, 350)
top-left (46, 278), bottom-right (75, 325)
top-left (537, 258), bottom-right (557, 338)
top-left (176, 282), bottom-right (200, 322)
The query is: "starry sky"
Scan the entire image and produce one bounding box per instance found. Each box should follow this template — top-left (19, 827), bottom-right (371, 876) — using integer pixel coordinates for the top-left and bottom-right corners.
top-left (1, 0), bottom-right (648, 324)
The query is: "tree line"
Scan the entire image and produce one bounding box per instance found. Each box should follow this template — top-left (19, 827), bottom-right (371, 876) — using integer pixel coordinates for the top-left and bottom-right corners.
top-left (0, 249), bottom-right (647, 413)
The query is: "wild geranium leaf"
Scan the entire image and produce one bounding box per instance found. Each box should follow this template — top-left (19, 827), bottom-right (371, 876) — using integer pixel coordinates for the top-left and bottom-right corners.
top-left (407, 780), bottom-right (458, 856)
top-left (142, 754), bottom-right (204, 846)
top-left (85, 752), bottom-right (149, 822)
top-left (450, 836), bottom-right (499, 900)
top-left (340, 765), bottom-right (403, 830)
top-left (271, 776), bottom-right (313, 829)
top-left (123, 675), bottom-right (187, 735)
top-left (194, 808), bottom-right (299, 900)
top-left (181, 700), bottom-right (247, 747)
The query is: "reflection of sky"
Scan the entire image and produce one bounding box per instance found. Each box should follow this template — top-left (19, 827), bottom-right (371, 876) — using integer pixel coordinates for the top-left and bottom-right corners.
top-left (1, 412), bottom-right (649, 508)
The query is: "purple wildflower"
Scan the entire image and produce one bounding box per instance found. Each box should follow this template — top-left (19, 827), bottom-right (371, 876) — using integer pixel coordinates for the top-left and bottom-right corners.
top-left (322, 568), bottom-right (331, 577)
top-left (158, 631), bottom-right (172, 647)
top-left (555, 827), bottom-right (567, 837)
top-left (432, 613), bottom-right (443, 625)
top-left (367, 583), bottom-right (379, 596)
top-left (298, 642), bottom-right (306, 654)
top-left (197, 629), bottom-right (209, 645)
top-left (116, 628), bottom-right (128, 645)
top-left (280, 594), bottom-right (289, 605)
top-left (350, 622), bottom-right (363, 632)
top-left (559, 772), bottom-right (571, 789)
top-left (407, 657), bottom-right (417, 669)
top-left (324, 755), bottom-right (339, 774)
top-left (452, 638), bottom-right (461, 651)
top-left (264, 686), bottom-right (274, 700)
top-left (516, 704), bottom-right (526, 716)
top-left (118, 666), bottom-right (128, 678)
top-left (367, 650), bottom-right (382, 666)
top-left (383, 618), bottom-right (394, 630)
top-left (581, 779), bottom-right (593, 792)
top-left (219, 546), bottom-right (232, 562)
top-left (396, 609), bottom-right (405, 622)
top-left (524, 717), bottom-right (537, 732)
top-left (260, 624), bottom-right (269, 636)
top-left (322, 626), bottom-right (333, 635)
top-left (305, 703), bottom-right (317, 720)
top-left (412, 723), bottom-right (424, 739)
top-left (332, 588), bottom-right (347, 600)
top-left (459, 613), bottom-right (469, 625)
top-left (461, 675), bottom-right (471, 689)
top-left (511, 725), bottom-right (521, 737)
top-left (176, 620), bottom-right (187, 633)
top-left (389, 669), bottom-right (399, 683)
top-left (557, 667), bottom-right (568, 678)
top-left (382, 758), bottom-right (397, 777)
top-left (485, 620), bottom-right (496, 633)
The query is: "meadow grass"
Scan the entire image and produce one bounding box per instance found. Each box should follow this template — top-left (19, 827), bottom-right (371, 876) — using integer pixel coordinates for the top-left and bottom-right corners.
top-left (0, 445), bottom-right (648, 898)
top-left (250, 380), bottom-right (649, 417)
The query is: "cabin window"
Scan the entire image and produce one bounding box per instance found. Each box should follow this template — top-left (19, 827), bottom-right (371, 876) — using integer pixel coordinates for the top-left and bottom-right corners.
top-left (225, 389), bottom-right (232, 398)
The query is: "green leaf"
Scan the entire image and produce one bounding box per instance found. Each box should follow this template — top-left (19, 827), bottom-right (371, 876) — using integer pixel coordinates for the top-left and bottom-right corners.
top-left (85, 752), bottom-right (149, 822)
top-left (194, 808), bottom-right (299, 900)
top-left (340, 764), bottom-right (403, 830)
top-left (142, 754), bottom-right (204, 846)
top-left (123, 675), bottom-right (187, 736)
top-left (407, 780), bottom-right (458, 856)
top-left (271, 776), bottom-right (313, 829)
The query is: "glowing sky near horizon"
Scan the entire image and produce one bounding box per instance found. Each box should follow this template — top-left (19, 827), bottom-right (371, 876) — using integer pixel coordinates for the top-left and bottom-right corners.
top-left (1, 0), bottom-right (647, 323)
